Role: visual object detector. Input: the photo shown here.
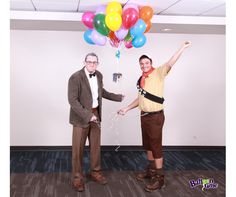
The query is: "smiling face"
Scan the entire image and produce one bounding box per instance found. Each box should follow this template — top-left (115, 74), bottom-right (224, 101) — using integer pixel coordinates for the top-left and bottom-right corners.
top-left (84, 55), bottom-right (99, 73)
top-left (139, 57), bottom-right (152, 73)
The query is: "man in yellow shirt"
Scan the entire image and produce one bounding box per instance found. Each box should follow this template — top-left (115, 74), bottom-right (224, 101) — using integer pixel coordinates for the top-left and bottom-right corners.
top-left (118, 41), bottom-right (191, 192)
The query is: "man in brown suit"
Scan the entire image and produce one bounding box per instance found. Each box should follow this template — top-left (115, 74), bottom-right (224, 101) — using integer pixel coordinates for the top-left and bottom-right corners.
top-left (68, 52), bottom-right (123, 192)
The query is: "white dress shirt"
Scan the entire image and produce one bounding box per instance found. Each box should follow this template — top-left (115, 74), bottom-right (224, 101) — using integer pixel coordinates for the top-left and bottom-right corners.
top-left (84, 68), bottom-right (99, 108)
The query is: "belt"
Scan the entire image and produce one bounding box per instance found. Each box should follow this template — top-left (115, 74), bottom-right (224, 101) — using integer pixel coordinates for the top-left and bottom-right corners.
top-left (92, 107), bottom-right (98, 113)
top-left (141, 110), bottom-right (163, 115)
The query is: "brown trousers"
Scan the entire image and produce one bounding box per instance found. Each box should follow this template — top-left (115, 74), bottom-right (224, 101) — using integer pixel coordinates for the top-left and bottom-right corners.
top-left (141, 110), bottom-right (165, 159)
top-left (72, 109), bottom-right (101, 179)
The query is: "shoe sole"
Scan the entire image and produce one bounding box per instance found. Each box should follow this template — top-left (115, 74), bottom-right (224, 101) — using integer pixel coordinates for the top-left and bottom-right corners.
top-left (74, 188), bottom-right (85, 192)
top-left (144, 184), bottom-right (166, 192)
top-left (136, 177), bottom-right (144, 182)
top-left (89, 175), bottom-right (108, 185)
top-left (91, 180), bottom-right (108, 185)
top-left (136, 177), bottom-right (149, 182)
top-left (135, 175), bottom-right (152, 182)
top-left (72, 185), bottom-right (85, 192)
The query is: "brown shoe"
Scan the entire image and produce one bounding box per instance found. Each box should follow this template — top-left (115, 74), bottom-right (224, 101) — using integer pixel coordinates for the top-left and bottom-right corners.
top-left (72, 178), bottom-right (85, 192)
top-left (145, 173), bottom-right (165, 192)
top-left (136, 162), bottom-right (155, 181)
top-left (89, 171), bottom-right (108, 185)
top-left (136, 171), bottom-right (152, 181)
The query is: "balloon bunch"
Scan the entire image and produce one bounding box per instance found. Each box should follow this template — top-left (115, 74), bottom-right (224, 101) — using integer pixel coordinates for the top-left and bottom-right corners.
top-left (82, 2), bottom-right (154, 49)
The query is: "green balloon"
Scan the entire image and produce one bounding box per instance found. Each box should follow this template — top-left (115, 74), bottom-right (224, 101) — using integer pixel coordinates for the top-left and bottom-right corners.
top-left (93, 14), bottom-right (110, 36)
top-left (124, 31), bottom-right (132, 41)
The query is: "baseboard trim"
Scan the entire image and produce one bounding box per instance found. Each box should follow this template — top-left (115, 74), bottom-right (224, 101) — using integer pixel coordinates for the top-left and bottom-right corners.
top-left (10, 145), bottom-right (225, 151)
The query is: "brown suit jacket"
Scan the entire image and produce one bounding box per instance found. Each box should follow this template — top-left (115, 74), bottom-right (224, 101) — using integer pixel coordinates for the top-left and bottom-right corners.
top-left (68, 67), bottom-right (122, 127)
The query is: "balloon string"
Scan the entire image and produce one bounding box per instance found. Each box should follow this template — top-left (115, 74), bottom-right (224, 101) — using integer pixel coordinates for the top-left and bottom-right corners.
top-left (108, 112), bottom-right (121, 152)
top-left (115, 44), bottom-right (121, 73)
top-left (115, 146), bottom-right (120, 152)
top-left (124, 0), bottom-right (131, 6)
top-left (112, 44), bottom-right (123, 152)
top-left (108, 111), bottom-right (149, 152)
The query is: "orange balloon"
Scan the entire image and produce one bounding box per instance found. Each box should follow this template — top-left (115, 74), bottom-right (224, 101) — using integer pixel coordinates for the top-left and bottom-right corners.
top-left (108, 31), bottom-right (116, 40)
top-left (144, 20), bottom-right (152, 33)
top-left (139, 6), bottom-right (154, 22)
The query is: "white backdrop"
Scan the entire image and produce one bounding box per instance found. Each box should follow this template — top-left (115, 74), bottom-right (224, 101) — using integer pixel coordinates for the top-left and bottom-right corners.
top-left (10, 30), bottom-right (225, 146)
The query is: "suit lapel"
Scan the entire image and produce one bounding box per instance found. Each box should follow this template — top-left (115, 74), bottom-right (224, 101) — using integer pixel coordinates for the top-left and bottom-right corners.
top-left (95, 71), bottom-right (102, 97)
top-left (81, 68), bottom-right (92, 98)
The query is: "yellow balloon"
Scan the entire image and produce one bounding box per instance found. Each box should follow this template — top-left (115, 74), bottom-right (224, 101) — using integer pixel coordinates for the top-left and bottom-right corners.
top-left (106, 1), bottom-right (122, 15)
top-left (105, 12), bottom-right (122, 31)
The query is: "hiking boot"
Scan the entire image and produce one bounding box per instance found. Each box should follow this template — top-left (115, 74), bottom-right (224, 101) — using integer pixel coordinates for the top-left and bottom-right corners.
top-left (136, 162), bottom-right (155, 181)
top-left (145, 172), bottom-right (165, 192)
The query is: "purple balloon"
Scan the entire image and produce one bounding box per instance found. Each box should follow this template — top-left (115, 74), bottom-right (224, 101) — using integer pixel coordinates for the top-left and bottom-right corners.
top-left (123, 3), bottom-right (139, 13)
top-left (95, 5), bottom-right (106, 14)
top-left (91, 30), bottom-right (107, 46)
top-left (115, 26), bottom-right (129, 41)
top-left (82, 12), bottom-right (95, 29)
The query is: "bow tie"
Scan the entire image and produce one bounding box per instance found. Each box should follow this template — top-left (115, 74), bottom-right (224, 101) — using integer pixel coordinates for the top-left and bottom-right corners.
top-left (89, 73), bottom-right (96, 78)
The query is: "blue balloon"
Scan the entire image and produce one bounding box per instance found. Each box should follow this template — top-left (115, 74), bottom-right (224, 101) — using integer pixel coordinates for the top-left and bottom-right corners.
top-left (83, 29), bottom-right (95, 45)
top-left (130, 19), bottom-right (147, 38)
top-left (132, 34), bottom-right (146, 48)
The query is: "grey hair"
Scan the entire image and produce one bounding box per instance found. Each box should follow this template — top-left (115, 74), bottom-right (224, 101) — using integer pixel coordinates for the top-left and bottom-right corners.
top-left (85, 52), bottom-right (99, 62)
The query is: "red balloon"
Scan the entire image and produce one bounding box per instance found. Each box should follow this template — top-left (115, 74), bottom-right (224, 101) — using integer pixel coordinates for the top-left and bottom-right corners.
top-left (108, 31), bottom-right (120, 48)
top-left (122, 8), bottom-right (139, 29)
top-left (109, 39), bottom-right (120, 48)
top-left (108, 31), bottom-right (115, 40)
top-left (108, 31), bottom-right (119, 42)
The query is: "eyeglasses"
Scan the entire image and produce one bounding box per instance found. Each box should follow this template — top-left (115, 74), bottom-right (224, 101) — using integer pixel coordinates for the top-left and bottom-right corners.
top-left (86, 61), bottom-right (99, 65)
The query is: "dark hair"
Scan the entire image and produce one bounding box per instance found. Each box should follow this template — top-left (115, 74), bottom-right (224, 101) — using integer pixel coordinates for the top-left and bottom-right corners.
top-left (85, 52), bottom-right (99, 62)
top-left (139, 55), bottom-right (152, 64)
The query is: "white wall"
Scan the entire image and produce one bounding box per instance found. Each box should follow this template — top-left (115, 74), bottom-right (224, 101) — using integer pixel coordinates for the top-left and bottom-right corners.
top-left (10, 30), bottom-right (225, 146)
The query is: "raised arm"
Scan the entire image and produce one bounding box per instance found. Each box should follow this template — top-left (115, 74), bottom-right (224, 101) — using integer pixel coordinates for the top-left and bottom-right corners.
top-left (117, 97), bottom-right (139, 115)
top-left (164, 41), bottom-right (191, 73)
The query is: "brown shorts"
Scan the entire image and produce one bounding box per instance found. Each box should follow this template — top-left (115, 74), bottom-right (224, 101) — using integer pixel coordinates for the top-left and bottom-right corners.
top-left (141, 110), bottom-right (165, 159)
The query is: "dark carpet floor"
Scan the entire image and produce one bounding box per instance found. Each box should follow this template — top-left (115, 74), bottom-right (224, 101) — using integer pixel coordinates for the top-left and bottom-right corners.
top-left (10, 170), bottom-right (225, 197)
top-left (10, 150), bottom-right (225, 173)
top-left (10, 149), bottom-right (225, 197)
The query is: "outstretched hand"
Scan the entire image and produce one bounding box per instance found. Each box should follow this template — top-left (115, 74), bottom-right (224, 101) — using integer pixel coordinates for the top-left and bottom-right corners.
top-left (183, 41), bottom-right (191, 49)
top-left (121, 95), bottom-right (125, 101)
top-left (117, 108), bottom-right (128, 115)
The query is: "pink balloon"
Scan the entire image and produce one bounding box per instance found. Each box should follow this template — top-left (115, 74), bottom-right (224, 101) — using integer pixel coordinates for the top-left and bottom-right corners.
top-left (124, 40), bottom-right (133, 49)
top-left (82, 12), bottom-right (95, 29)
top-left (122, 8), bottom-right (139, 29)
top-left (95, 5), bottom-right (107, 14)
top-left (123, 3), bottom-right (139, 13)
top-left (115, 26), bottom-right (128, 41)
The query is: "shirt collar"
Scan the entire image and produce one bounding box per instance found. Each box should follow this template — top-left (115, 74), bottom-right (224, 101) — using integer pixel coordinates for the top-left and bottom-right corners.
top-left (84, 67), bottom-right (96, 79)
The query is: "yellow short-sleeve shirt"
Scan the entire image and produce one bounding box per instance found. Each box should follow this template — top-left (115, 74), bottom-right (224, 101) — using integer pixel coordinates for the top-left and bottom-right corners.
top-left (138, 64), bottom-right (169, 112)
